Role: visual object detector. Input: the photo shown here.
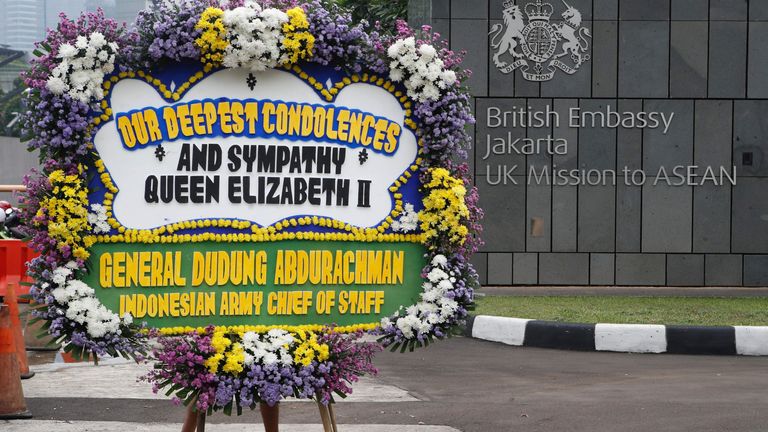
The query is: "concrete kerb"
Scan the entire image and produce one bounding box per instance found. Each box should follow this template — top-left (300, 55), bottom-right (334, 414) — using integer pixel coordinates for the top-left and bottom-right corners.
top-left (466, 315), bottom-right (768, 356)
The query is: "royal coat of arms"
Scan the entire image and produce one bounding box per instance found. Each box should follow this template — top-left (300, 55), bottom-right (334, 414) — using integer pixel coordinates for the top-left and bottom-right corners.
top-left (490, 0), bottom-right (591, 81)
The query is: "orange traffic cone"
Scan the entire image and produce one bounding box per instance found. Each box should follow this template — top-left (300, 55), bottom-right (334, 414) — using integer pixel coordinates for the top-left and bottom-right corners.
top-left (5, 283), bottom-right (34, 379)
top-left (0, 303), bottom-right (32, 419)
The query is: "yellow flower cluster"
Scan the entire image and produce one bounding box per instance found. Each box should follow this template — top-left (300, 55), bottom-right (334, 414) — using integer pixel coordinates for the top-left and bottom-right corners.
top-left (292, 329), bottom-right (330, 367)
top-left (205, 328), bottom-right (245, 374)
top-left (36, 169), bottom-right (92, 260)
top-left (420, 168), bottom-right (470, 247)
top-left (200, 327), bottom-right (333, 374)
top-left (281, 7), bottom-right (315, 65)
top-left (195, 7), bottom-right (227, 70)
top-left (96, 231), bottom-right (424, 245)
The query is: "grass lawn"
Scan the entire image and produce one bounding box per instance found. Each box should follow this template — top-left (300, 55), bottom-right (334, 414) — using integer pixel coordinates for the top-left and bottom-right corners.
top-left (474, 296), bottom-right (768, 326)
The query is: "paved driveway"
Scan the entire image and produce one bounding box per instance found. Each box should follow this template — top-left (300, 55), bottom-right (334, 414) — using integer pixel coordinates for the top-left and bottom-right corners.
top-left (11, 337), bottom-right (768, 431)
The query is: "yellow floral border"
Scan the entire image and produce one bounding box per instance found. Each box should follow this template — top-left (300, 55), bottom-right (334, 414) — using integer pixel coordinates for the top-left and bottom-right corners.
top-left (88, 64), bottom-right (425, 246)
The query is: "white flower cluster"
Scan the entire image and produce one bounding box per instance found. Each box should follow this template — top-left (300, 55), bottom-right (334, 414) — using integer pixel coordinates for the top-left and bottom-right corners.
top-left (50, 262), bottom-right (131, 338)
top-left (241, 328), bottom-right (294, 366)
top-left (221, 2), bottom-right (289, 71)
top-left (387, 37), bottom-right (457, 102)
top-left (87, 203), bottom-right (110, 234)
top-left (46, 32), bottom-right (118, 103)
top-left (381, 254), bottom-right (459, 339)
top-left (391, 203), bottom-right (419, 233)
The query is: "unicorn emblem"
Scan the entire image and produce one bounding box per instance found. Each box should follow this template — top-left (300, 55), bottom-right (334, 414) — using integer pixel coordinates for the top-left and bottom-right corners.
top-left (552, 0), bottom-right (592, 67)
top-left (489, 0), bottom-right (591, 82)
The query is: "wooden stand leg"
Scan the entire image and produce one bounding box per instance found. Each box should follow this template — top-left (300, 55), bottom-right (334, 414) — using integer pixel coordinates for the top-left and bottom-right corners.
top-left (328, 403), bottom-right (338, 432)
top-left (181, 405), bottom-right (197, 432)
top-left (196, 411), bottom-right (206, 432)
top-left (317, 400), bottom-right (333, 432)
top-left (260, 402), bottom-right (280, 432)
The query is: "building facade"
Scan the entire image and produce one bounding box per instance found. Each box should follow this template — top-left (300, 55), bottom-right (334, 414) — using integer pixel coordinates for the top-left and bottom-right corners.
top-left (414, 0), bottom-right (768, 287)
top-left (0, 0), bottom-right (44, 52)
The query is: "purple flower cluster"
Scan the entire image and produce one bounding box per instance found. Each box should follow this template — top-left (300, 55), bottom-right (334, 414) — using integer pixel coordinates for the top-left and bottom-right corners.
top-left (141, 330), bottom-right (219, 410)
top-left (414, 89), bottom-right (475, 166)
top-left (455, 163), bottom-right (484, 255)
top-left (23, 89), bottom-right (92, 164)
top-left (305, 0), bottom-right (387, 74)
top-left (216, 362), bottom-right (326, 408)
top-left (133, 1), bottom-right (206, 66)
top-left (145, 329), bottom-right (377, 412)
top-left (315, 330), bottom-right (380, 404)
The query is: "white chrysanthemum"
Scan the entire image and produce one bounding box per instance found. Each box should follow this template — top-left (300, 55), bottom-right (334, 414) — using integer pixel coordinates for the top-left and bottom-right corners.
top-left (431, 254), bottom-right (448, 267)
top-left (241, 330), bottom-right (295, 367)
top-left (46, 32), bottom-right (118, 103)
top-left (427, 267), bottom-right (449, 283)
top-left (74, 36), bottom-right (88, 49)
top-left (88, 203), bottom-right (110, 233)
top-left (391, 203), bottom-right (419, 232)
top-left (46, 76), bottom-right (68, 94)
top-left (58, 43), bottom-right (77, 58)
top-left (387, 37), bottom-right (457, 101)
top-left (89, 31), bottom-right (106, 47)
top-left (418, 44), bottom-right (437, 60)
top-left (49, 266), bottom-right (124, 338)
top-left (263, 352), bottom-right (279, 365)
top-left (222, 5), bottom-right (287, 71)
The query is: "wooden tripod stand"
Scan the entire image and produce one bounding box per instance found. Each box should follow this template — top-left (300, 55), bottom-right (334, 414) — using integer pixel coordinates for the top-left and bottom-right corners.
top-left (181, 399), bottom-right (338, 432)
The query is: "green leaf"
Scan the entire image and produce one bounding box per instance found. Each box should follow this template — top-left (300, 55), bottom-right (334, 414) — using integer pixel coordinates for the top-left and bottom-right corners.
top-left (165, 383), bottom-right (181, 396)
top-left (235, 395), bottom-right (243, 416)
top-left (183, 390), bottom-right (199, 407)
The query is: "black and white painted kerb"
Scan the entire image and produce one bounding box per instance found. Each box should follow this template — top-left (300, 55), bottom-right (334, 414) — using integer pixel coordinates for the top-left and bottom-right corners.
top-left (466, 315), bottom-right (768, 356)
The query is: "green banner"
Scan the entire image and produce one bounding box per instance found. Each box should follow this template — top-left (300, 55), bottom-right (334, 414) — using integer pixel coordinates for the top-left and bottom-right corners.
top-left (84, 240), bottom-right (426, 328)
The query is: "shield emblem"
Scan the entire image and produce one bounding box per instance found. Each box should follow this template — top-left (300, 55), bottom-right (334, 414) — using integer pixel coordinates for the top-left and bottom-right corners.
top-left (520, 20), bottom-right (556, 64)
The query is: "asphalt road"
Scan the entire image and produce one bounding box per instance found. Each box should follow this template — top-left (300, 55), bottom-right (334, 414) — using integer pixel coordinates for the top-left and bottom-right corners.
top-left (21, 337), bottom-right (768, 432)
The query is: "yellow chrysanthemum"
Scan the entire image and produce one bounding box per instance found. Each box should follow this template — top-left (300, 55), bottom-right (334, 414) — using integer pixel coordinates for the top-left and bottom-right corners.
top-left (195, 7), bottom-right (227, 68)
top-left (36, 169), bottom-right (93, 260)
top-left (222, 342), bottom-right (245, 374)
top-left (205, 353), bottom-right (224, 373)
top-left (419, 168), bottom-right (470, 247)
top-left (280, 7), bottom-right (314, 65)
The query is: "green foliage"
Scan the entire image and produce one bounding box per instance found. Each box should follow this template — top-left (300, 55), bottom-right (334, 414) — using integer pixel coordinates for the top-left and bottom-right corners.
top-left (475, 295), bottom-right (768, 326)
top-left (333, 0), bottom-right (408, 32)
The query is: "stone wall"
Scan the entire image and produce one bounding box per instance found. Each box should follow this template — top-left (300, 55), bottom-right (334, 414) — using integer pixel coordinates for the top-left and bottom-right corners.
top-left (417, 0), bottom-right (768, 286)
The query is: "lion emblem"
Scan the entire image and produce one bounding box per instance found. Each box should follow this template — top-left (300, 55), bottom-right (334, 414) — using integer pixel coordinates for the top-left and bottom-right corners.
top-left (489, 0), bottom-right (591, 82)
top-left (489, 3), bottom-right (525, 67)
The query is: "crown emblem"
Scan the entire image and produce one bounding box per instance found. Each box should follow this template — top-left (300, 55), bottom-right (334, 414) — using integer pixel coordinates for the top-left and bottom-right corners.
top-left (525, 0), bottom-right (554, 21)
